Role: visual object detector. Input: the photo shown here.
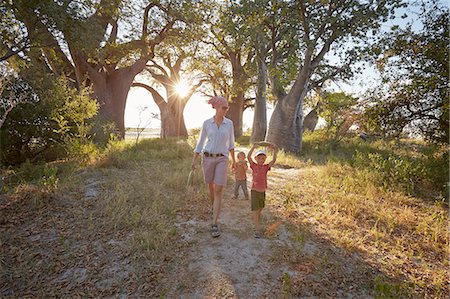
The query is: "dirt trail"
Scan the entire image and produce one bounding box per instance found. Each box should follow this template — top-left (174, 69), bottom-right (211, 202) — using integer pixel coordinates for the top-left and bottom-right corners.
top-left (167, 164), bottom-right (376, 298)
top-left (166, 166), bottom-right (307, 298)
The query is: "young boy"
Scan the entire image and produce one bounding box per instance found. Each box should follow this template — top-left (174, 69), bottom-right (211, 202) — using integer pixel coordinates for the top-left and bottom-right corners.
top-left (233, 151), bottom-right (249, 200)
top-left (247, 142), bottom-right (278, 238)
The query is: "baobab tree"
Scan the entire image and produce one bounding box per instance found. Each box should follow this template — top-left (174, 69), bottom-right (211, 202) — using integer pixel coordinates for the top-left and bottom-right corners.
top-left (266, 0), bottom-right (404, 152)
top-left (132, 53), bottom-right (205, 138)
top-left (2, 0), bottom-right (191, 139)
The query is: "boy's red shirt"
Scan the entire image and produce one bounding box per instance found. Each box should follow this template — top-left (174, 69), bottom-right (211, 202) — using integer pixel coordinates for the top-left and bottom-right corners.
top-left (249, 161), bottom-right (270, 192)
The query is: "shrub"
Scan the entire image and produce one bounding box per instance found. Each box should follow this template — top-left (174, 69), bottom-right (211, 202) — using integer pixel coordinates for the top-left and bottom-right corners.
top-left (0, 76), bottom-right (98, 164)
top-left (353, 150), bottom-right (427, 196)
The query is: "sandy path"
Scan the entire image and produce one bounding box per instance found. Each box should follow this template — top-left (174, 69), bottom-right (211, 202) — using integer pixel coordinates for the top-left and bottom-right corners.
top-left (167, 165), bottom-right (304, 298)
top-left (165, 159), bottom-right (378, 298)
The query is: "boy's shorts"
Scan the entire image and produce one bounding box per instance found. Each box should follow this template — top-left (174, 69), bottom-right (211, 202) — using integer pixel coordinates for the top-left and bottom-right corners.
top-left (251, 190), bottom-right (265, 211)
top-left (202, 155), bottom-right (228, 186)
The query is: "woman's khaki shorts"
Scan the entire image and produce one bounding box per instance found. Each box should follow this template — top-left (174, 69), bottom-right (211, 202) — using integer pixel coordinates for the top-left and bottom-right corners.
top-left (251, 190), bottom-right (265, 211)
top-left (202, 155), bottom-right (228, 186)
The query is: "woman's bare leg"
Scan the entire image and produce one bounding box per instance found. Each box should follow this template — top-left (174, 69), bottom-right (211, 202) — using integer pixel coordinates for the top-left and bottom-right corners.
top-left (212, 184), bottom-right (223, 225)
top-left (208, 183), bottom-right (215, 208)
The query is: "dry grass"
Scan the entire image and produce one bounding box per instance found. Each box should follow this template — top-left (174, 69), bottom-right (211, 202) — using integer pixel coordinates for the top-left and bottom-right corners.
top-left (0, 138), bottom-right (208, 297)
top-left (270, 163), bottom-right (449, 298)
top-left (2, 134), bottom-right (447, 297)
top-left (93, 138), bottom-right (208, 273)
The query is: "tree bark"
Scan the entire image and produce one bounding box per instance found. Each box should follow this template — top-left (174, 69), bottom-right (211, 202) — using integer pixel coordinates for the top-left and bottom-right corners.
top-left (80, 57), bottom-right (147, 139)
top-left (228, 91), bottom-right (244, 139)
top-left (303, 109), bottom-right (319, 132)
top-left (131, 83), bottom-right (189, 138)
top-left (160, 98), bottom-right (188, 138)
top-left (250, 38), bottom-right (268, 143)
top-left (266, 67), bottom-right (311, 152)
top-left (227, 51), bottom-right (249, 139)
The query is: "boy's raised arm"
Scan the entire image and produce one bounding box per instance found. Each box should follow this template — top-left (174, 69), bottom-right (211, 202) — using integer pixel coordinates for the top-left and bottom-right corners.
top-left (268, 144), bottom-right (278, 167)
top-left (247, 144), bottom-right (256, 164)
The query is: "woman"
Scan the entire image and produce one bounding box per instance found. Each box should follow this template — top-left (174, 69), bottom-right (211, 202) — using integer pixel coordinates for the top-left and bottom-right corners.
top-left (192, 96), bottom-right (235, 238)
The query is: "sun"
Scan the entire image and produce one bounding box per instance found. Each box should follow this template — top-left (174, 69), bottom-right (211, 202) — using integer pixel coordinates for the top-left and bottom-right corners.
top-left (175, 80), bottom-right (189, 97)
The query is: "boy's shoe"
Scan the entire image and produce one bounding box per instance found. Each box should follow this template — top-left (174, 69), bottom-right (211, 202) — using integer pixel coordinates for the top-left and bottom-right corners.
top-left (211, 224), bottom-right (220, 238)
top-left (254, 229), bottom-right (263, 239)
top-left (231, 196), bottom-right (237, 200)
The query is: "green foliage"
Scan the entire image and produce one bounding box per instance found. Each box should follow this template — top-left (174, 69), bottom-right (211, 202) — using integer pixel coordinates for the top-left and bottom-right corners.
top-left (318, 92), bottom-right (358, 140)
top-left (97, 138), bottom-right (193, 169)
top-left (353, 150), bottom-right (426, 195)
top-left (8, 160), bottom-right (59, 190)
top-left (302, 131), bottom-right (448, 201)
top-left (236, 134), bottom-right (250, 146)
top-left (362, 1), bottom-right (448, 144)
top-left (0, 76), bottom-right (98, 164)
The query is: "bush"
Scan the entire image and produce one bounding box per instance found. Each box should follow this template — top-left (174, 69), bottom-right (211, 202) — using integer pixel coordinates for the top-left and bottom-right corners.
top-left (353, 150), bottom-right (426, 195)
top-left (0, 76), bottom-right (98, 164)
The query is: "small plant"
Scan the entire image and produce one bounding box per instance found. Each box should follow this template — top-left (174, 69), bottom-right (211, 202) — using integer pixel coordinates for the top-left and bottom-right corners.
top-left (373, 275), bottom-right (406, 298)
top-left (280, 272), bottom-right (292, 298)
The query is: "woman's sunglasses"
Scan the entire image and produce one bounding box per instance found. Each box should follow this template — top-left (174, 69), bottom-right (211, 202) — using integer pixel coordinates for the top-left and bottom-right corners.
top-left (221, 106), bottom-right (229, 111)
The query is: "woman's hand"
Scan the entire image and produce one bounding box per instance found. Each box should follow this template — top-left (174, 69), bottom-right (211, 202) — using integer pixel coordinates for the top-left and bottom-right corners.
top-left (191, 153), bottom-right (199, 170)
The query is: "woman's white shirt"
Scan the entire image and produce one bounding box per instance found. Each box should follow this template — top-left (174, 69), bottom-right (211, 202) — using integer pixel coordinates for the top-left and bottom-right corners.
top-left (194, 117), bottom-right (235, 156)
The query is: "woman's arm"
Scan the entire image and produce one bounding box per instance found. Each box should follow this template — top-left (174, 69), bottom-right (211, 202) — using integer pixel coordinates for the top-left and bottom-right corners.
top-left (192, 121), bottom-right (207, 170)
top-left (229, 148), bottom-right (236, 170)
top-left (191, 152), bottom-right (200, 170)
top-left (194, 121), bottom-right (207, 154)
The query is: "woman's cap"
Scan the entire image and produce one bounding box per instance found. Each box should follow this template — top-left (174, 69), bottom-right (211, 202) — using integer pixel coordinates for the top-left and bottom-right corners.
top-left (255, 150), bottom-right (267, 157)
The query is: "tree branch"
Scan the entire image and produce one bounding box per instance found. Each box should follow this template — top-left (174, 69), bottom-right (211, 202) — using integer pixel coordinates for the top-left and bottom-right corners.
top-left (309, 65), bottom-right (346, 90)
top-left (146, 60), bottom-right (169, 77)
top-left (0, 38), bottom-right (30, 62)
top-left (108, 19), bottom-right (118, 44)
top-left (132, 82), bottom-right (167, 109)
top-left (182, 79), bottom-right (207, 105)
top-left (298, 1), bottom-right (310, 42)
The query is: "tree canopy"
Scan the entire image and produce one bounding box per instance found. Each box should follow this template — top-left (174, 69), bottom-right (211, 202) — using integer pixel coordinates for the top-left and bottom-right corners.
top-left (362, 0), bottom-right (448, 143)
top-left (1, 0), bottom-right (446, 165)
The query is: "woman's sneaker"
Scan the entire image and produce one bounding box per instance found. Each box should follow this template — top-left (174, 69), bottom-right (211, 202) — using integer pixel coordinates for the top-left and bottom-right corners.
top-left (211, 224), bottom-right (220, 238)
top-left (254, 229), bottom-right (263, 239)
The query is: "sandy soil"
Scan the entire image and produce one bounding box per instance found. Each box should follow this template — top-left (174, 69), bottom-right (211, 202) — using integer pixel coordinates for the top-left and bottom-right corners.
top-left (165, 165), bottom-right (376, 298)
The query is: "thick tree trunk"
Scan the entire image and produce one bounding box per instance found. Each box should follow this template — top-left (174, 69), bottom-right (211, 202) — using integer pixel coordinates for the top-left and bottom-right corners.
top-left (303, 109), bottom-right (319, 132)
top-left (267, 69), bottom-right (310, 152)
top-left (90, 69), bottom-right (136, 139)
top-left (160, 100), bottom-right (188, 138)
top-left (228, 92), bottom-right (244, 139)
top-left (251, 42), bottom-right (268, 143)
top-left (132, 82), bottom-right (189, 139)
top-left (295, 99), bottom-right (304, 152)
top-left (75, 54), bottom-right (147, 140)
top-left (226, 50), bottom-right (249, 139)
top-left (266, 97), bottom-right (298, 152)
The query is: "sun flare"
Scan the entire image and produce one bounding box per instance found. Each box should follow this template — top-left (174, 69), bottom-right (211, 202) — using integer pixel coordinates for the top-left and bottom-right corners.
top-left (175, 80), bottom-right (189, 97)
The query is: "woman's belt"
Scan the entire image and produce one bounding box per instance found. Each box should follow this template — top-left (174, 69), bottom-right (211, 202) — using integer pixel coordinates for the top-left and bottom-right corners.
top-left (204, 152), bottom-right (224, 157)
